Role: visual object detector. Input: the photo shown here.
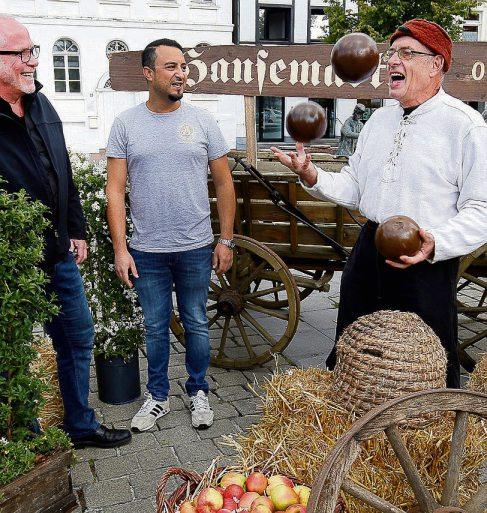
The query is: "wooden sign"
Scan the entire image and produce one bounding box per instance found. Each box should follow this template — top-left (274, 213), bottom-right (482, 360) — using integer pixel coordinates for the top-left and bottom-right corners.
top-left (110, 42), bottom-right (487, 101)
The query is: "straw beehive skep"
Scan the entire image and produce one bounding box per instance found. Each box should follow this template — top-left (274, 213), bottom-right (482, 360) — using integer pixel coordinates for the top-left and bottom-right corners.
top-left (331, 310), bottom-right (447, 416)
top-left (223, 368), bottom-right (486, 513)
top-left (468, 353), bottom-right (487, 394)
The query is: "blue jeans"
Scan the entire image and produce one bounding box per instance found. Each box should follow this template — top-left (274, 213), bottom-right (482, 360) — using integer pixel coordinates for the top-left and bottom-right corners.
top-left (130, 244), bottom-right (212, 400)
top-left (45, 252), bottom-right (99, 437)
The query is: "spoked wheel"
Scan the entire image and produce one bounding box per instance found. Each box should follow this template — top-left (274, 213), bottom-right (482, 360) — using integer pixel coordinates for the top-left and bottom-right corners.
top-left (249, 270), bottom-right (332, 309)
top-left (170, 235), bottom-right (300, 369)
top-left (308, 389), bottom-right (487, 513)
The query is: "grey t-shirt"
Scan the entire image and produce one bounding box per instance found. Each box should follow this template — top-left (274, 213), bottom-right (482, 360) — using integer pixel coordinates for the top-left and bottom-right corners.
top-left (106, 101), bottom-right (230, 252)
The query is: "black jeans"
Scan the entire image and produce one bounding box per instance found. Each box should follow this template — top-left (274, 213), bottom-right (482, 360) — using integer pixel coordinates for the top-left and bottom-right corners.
top-left (327, 221), bottom-right (460, 388)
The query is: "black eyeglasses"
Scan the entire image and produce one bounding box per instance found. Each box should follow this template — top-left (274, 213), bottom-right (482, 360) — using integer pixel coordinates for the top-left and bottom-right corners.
top-left (0, 45), bottom-right (40, 63)
top-left (382, 47), bottom-right (435, 63)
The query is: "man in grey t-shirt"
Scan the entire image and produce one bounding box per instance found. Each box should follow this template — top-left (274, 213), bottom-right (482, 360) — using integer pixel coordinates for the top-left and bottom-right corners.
top-left (106, 38), bottom-right (236, 431)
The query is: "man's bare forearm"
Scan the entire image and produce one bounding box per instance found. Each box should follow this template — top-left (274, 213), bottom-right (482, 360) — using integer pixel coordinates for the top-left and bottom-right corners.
top-left (106, 189), bottom-right (128, 254)
top-left (215, 180), bottom-right (236, 239)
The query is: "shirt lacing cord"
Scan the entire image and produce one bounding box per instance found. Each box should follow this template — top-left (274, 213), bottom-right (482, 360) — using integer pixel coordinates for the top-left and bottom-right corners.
top-left (382, 116), bottom-right (416, 183)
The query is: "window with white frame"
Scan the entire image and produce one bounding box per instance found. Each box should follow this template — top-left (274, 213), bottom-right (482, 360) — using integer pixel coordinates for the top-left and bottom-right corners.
top-left (106, 40), bottom-right (129, 58)
top-left (53, 38), bottom-right (81, 93)
top-left (462, 12), bottom-right (480, 41)
top-left (310, 8), bottom-right (328, 42)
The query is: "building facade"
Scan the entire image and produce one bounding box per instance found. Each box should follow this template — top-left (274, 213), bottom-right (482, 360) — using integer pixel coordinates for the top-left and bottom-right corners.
top-left (1, 0), bottom-right (235, 153)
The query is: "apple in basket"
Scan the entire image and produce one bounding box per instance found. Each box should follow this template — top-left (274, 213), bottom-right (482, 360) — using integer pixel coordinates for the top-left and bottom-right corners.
top-left (292, 486), bottom-right (310, 507)
top-left (220, 472), bottom-right (247, 490)
top-left (285, 505), bottom-right (306, 513)
top-left (223, 498), bottom-right (239, 511)
top-left (245, 472), bottom-right (268, 495)
top-left (180, 500), bottom-right (197, 513)
top-left (251, 505), bottom-right (273, 513)
top-left (239, 492), bottom-right (261, 510)
top-left (197, 488), bottom-right (224, 513)
top-left (269, 485), bottom-right (299, 511)
top-left (266, 476), bottom-right (294, 495)
top-left (223, 484), bottom-right (245, 501)
top-left (251, 496), bottom-right (275, 512)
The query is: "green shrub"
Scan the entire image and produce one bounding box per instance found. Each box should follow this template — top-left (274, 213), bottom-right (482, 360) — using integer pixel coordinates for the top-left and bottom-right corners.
top-left (0, 184), bottom-right (72, 486)
top-left (71, 154), bottom-right (143, 360)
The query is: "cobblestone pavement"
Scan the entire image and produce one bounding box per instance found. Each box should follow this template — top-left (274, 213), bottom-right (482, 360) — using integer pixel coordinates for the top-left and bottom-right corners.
top-left (72, 275), bottom-right (486, 512)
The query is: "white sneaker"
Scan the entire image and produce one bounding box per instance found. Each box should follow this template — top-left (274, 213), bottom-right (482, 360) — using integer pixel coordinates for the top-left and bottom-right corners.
top-left (131, 392), bottom-right (170, 432)
top-left (189, 390), bottom-right (214, 429)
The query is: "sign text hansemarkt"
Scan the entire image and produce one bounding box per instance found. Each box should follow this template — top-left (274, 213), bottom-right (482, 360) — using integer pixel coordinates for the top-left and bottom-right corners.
top-left (110, 43), bottom-right (487, 101)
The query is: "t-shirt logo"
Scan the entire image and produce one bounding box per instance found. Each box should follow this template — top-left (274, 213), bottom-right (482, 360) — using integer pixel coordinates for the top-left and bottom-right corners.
top-left (178, 122), bottom-right (195, 142)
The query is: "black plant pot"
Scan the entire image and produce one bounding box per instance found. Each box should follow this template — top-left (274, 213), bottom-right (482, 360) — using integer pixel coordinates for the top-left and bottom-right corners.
top-left (95, 351), bottom-right (141, 405)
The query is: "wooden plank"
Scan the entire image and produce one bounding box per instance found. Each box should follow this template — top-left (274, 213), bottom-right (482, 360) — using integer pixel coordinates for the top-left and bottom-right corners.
top-left (110, 43), bottom-right (487, 101)
top-left (289, 182), bottom-right (298, 253)
top-left (244, 96), bottom-right (257, 168)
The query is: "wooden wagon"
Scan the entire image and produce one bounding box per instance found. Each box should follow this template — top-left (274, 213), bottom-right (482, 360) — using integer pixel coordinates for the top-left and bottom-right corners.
top-left (170, 152), bottom-right (487, 371)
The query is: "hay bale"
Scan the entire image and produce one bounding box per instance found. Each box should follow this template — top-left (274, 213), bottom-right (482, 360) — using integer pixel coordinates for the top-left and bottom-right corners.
top-left (224, 367), bottom-right (486, 513)
top-left (468, 353), bottom-right (487, 394)
top-left (32, 337), bottom-right (64, 429)
top-left (331, 311), bottom-right (447, 416)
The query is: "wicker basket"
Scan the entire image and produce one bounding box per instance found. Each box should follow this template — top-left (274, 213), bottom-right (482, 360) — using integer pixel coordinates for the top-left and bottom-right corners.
top-left (331, 310), bottom-right (447, 416)
top-left (155, 467), bottom-right (346, 513)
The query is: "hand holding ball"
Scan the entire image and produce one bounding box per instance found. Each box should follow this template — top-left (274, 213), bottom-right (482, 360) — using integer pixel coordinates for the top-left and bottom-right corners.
top-left (375, 216), bottom-right (422, 261)
top-left (331, 33), bottom-right (379, 84)
top-left (285, 102), bottom-right (328, 143)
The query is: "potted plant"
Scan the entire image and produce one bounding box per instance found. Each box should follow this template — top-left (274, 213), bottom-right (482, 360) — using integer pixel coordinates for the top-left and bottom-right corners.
top-left (0, 185), bottom-right (75, 513)
top-left (72, 154), bottom-right (143, 404)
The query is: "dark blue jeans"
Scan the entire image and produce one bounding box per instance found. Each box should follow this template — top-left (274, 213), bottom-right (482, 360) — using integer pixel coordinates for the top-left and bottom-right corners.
top-left (130, 244), bottom-right (212, 401)
top-left (45, 252), bottom-right (99, 437)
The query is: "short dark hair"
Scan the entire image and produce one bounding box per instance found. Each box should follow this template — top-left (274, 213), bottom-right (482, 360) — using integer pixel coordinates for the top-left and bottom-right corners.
top-left (141, 38), bottom-right (184, 69)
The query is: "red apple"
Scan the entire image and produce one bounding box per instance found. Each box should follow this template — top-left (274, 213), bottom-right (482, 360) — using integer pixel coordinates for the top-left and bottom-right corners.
top-left (239, 492), bottom-right (261, 510)
top-left (215, 487), bottom-right (225, 497)
top-left (197, 488), bottom-right (224, 513)
top-left (285, 505), bottom-right (306, 513)
top-left (217, 510), bottom-right (233, 513)
top-left (251, 497), bottom-right (274, 512)
top-left (269, 486), bottom-right (299, 511)
top-left (252, 506), bottom-right (273, 513)
top-left (266, 476), bottom-right (294, 496)
top-left (223, 484), bottom-right (245, 501)
top-left (180, 500), bottom-right (197, 513)
top-left (222, 498), bottom-right (239, 511)
top-left (292, 486), bottom-right (310, 507)
top-left (220, 472), bottom-right (247, 490)
top-left (246, 472), bottom-right (268, 495)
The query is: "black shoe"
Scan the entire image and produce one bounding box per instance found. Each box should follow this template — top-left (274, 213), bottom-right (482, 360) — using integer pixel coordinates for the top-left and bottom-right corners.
top-left (71, 425), bottom-right (132, 449)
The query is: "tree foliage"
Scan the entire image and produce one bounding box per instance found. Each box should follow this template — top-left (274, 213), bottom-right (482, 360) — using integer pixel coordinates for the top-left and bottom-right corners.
top-left (322, 0), bottom-right (482, 43)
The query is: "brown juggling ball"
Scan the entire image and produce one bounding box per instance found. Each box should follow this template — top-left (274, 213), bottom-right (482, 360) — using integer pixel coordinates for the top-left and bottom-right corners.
top-left (285, 102), bottom-right (328, 143)
top-left (331, 33), bottom-right (380, 84)
top-left (375, 215), bottom-right (422, 260)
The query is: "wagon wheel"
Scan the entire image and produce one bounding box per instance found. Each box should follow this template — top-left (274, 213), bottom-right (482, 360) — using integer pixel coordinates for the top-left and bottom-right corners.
top-left (249, 270), bottom-right (329, 309)
top-left (170, 235), bottom-right (300, 369)
top-left (308, 389), bottom-right (487, 513)
top-left (456, 244), bottom-right (487, 372)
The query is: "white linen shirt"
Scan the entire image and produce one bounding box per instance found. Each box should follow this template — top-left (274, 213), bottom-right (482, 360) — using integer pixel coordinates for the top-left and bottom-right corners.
top-left (302, 89), bottom-right (487, 262)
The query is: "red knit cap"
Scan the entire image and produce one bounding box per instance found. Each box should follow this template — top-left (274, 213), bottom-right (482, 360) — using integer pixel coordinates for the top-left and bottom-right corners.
top-left (390, 19), bottom-right (452, 72)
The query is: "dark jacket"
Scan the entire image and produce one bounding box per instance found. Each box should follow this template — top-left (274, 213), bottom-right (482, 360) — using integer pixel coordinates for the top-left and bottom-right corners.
top-left (0, 82), bottom-right (86, 268)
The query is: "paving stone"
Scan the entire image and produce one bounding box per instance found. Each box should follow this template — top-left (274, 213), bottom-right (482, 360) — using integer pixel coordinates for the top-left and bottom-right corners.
top-left (71, 460), bottom-right (95, 487)
top-left (197, 418), bottom-right (240, 439)
top-left (75, 446), bottom-right (117, 462)
top-left (102, 400), bottom-right (145, 423)
top-left (232, 397), bottom-right (263, 416)
top-left (169, 395), bottom-right (186, 411)
top-left (175, 438), bottom-right (222, 464)
top-left (137, 446), bottom-right (179, 471)
top-left (215, 438), bottom-right (238, 456)
top-left (84, 477), bottom-right (133, 508)
top-left (95, 453), bottom-right (140, 480)
top-left (213, 371), bottom-right (252, 387)
top-left (214, 385), bottom-right (253, 402)
top-left (168, 364), bottom-right (189, 380)
top-left (119, 432), bottom-right (158, 456)
top-left (156, 410), bottom-right (192, 429)
top-left (234, 415), bottom-right (260, 432)
top-left (130, 467), bottom-right (173, 499)
top-left (105, 499), bottom-right (156, 513)
top-left (155, 424), bottom-right (201, 446)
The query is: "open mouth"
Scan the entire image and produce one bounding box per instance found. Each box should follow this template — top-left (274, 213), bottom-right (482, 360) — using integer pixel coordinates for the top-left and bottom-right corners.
top-left (20, 72), bottom-right (35, 79)
top-left (171, 82), bottom-right (183, 89)
top-left (389, 72), bottom-right (405, 88)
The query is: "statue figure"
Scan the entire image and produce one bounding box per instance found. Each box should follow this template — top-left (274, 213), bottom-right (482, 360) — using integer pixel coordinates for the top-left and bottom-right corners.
top-left (482, 109), bottom-right (487, 123)
top-left (336, 103), bottom-right (366, 157)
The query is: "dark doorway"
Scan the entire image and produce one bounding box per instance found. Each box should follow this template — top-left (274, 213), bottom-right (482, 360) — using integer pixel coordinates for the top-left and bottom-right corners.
top-left (257, 96), bottom-right (285, 142)
top-left (312, 98), bottom-right (336, 138)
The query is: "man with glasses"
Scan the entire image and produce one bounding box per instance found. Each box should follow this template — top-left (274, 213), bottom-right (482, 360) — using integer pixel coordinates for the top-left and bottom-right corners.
top-left (272, 19), bottom-right (487, 387)
top-left (106, 39), bottom-right (235, 431)
top-left (0, 16), bottom-right (132, 448)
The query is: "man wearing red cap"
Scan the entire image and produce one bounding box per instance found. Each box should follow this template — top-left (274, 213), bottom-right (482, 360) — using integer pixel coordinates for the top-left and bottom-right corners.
top-left (272, 19), bottom-right (487, 387)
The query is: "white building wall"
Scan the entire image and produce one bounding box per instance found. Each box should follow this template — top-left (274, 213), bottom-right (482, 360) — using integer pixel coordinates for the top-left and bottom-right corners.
top-left (1, 0), bottom-right (234, 153)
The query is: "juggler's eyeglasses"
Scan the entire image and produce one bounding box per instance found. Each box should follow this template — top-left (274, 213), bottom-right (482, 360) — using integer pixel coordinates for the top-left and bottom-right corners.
top-left (0, 45), bottom-right (40, 63)
top-left (381, 47), bottom-right (436, 64)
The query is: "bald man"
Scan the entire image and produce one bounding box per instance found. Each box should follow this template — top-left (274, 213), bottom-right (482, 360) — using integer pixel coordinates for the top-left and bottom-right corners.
top-left (0, 16), bottom-right (131, 448)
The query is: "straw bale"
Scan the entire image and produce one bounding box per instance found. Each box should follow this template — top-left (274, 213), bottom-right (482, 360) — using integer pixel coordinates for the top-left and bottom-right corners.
top-left (31, 336), bottom-right (64, 429)
top-left (468, 353), bottom-right (487, 394)
top-left (331, 311), bottom-right (446, 416)
top-left (224, 367), bottom-right (487, 513)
